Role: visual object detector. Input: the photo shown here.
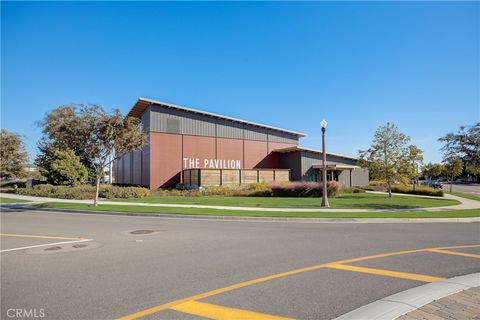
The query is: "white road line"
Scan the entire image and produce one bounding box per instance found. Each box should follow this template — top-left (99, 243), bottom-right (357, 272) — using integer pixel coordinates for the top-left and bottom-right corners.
top-left (0, 239), bottom-right (93, 253)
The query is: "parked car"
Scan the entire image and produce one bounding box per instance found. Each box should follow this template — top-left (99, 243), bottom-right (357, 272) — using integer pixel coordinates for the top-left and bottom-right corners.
top-left (421, 180), bottom-right (443, 189)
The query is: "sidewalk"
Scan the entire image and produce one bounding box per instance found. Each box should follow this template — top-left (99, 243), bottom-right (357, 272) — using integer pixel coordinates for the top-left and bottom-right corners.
top-left (335, 273), bottom-right (480, 320)
top-left (1, 192), bottom-right (479, 213)
top-left (398, 287), bottom-right (480, 320)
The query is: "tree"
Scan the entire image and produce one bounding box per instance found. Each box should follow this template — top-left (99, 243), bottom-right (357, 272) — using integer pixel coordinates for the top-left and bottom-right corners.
top-left (36, 104), bottom-right (147, 206)
top-left (422, 162), bottom-right (445, 180)
top-left (0, 129), bottom-right (29, 179)
top-left (439, 123), bottom-right (480, 180)
top-left (36, 105), bottom-right (96, 179)
top-left (49, 149), bottom-right (89, 186)
top-left (404, 145), bottom-right (424, 191)
top-left (358, 123), bottom-right (410, 197)
top-left (443, 155), bottom-right (463, 192)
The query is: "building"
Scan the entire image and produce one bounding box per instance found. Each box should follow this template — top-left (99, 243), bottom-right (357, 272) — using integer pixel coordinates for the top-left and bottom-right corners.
top-left (114, 98), bottom-right (369, 189)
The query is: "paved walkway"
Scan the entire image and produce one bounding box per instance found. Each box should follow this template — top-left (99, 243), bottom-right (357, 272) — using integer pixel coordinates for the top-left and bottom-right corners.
top-left (1, 192), bottom-right (479, 213)
top-left (398, 287), bottom-right (480, 320)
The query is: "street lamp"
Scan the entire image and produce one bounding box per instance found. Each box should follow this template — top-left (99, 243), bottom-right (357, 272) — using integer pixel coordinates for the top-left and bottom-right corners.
top-left (320, 120), bottom-right (330, 208)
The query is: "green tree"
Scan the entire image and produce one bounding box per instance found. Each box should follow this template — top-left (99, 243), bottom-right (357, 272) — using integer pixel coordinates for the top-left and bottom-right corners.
top-left (404, 145), bottom-right (424, 191)
top-left (0, 129), bottom-right (29, 179)
top-left (358, 123), bottom-right (410, 197)
top-left (48, 149), bottom-right (89, 186)
top-left (422, 162), bottom-right (445, 180)
top-left (439, 123), bottom-right (480, 180)
top-left (36, 104), bottom-right (147, 206)
top-left (443, 155), bottom-right (464, 192)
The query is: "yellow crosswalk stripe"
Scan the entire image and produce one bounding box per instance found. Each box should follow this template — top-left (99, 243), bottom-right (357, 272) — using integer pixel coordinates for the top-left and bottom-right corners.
top-left (326, 264), bottom-right (445, 283)
top-left (427, 248), bottom-right (480, 259)
top-left (170, 300), bottom-right (293, 320)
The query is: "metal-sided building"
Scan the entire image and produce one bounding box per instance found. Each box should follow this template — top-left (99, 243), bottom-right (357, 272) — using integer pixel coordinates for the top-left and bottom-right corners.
top-left (114, 98), bottom-right (369, 189)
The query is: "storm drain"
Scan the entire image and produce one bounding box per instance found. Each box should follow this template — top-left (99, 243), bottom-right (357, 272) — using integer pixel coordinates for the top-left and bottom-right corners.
top-left (129, 230), bottom-right (156, 235)
top-left (44, 246), bottom-right (62, 251)
top-left (73, 244), bottom-right (88, 249)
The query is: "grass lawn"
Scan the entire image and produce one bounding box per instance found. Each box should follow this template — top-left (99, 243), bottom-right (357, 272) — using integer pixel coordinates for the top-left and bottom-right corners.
top-left (34, 202), bottom-right (480, 218)
top-left (112, 193), bottom-right (459, 209)
top-left (0, 197), bottom-right (31, 203)
top-left (447, 192), bottom-right (480, 202)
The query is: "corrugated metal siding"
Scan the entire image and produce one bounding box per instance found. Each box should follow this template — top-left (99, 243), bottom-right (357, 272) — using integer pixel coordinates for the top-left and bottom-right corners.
top-left (140, 106), bottom-right (150, 131)
top-left (244, 126), bottom-right (267, 141)
top-left (267, 130), bottom-right (299, 144)
top-left (132, 150), bottom-right (142, 185)
top-left (142, 144), bottom-right (150, 187)
top-left (300, 152), bottom-right (358, 180)
top-left (149, 106), bottom-right (216, 137)
top-left (216, 119), bottom-right (244, 139)
top-left (145, 105), bottom-right (300, 144)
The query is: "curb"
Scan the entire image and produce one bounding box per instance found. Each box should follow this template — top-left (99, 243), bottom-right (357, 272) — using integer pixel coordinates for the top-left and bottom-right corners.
top-left (2, 205), bottom-right (479, 223)
top-left (334, 273), bottom-right (480, 320)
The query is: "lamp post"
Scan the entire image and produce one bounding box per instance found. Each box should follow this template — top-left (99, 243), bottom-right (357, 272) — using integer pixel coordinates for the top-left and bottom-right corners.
top-left (320, 120), bottom-right (329, 207)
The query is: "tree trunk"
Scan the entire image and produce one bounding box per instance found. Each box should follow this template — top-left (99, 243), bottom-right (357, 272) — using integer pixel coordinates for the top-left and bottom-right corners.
top-left (387, 180), bottom-right (392, 198)
top-left (94, 173), bottom-right (101, 207)
top-left (450, 177), bottom-right (453, 193)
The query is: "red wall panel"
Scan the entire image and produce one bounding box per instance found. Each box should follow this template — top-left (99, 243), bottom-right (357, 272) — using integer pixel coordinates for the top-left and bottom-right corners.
top-left (243, 140), bottom-right (268, 168)
top-left (216, 138), bottom-right (244, 167)
top-left (182, 136), bottom-right (216, 169)
top-left (150, 132), bottom-right (182, 189)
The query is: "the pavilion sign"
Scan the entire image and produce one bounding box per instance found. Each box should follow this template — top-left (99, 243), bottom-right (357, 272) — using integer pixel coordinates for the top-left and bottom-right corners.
top-left (183, 158), bottom-right (242, 169)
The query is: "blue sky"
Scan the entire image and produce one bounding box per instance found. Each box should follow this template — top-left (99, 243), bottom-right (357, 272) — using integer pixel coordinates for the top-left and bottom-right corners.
top-left (1, 1), bottom-right (478, 163)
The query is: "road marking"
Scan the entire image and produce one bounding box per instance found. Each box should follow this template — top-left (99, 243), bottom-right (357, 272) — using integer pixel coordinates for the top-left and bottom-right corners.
top-left (0, 233), bottom-right (87, 240)
top-left (116, 244), bottom-right (480, 320)
top-left (170, 300), bottom-right (293, 320)
top-left (325, 264), bottom-right (445, 282)
top-left (0, 239), bottom-right (93, 253)
top-left (427, 248), bottom-right (480, 259)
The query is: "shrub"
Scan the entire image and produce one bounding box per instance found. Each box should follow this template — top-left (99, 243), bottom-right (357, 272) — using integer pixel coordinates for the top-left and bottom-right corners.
top-left (99, 186), bottom-right (149, 199)
top-left (16, 184), bottom-right (150, 199)
top-left (49, 149), bottom-right (89, 186)
top-left (369, 180), bottom-right (386, 186)
top-left (390, 185), bottom-right (444, 197)
top-left (268, 181), bottom-right (341, 197)
top-left (340, 187), bottom-right (366, 194)
top-left (202, 183), bottom-right (273, 197)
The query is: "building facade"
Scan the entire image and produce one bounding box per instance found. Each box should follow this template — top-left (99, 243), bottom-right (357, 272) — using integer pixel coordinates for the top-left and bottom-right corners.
top-left (115, 98), bottom-right (369, 189)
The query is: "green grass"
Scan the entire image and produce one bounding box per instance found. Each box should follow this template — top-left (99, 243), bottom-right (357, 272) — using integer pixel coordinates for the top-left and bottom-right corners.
top-left (0, 197), bottom-right (31, 203)
top-left (112, 193), bottom-right (459, 209)
top-left (33, 202), bottom-right (480, 218)
top-left (448, 192), bottom-right (480, 202)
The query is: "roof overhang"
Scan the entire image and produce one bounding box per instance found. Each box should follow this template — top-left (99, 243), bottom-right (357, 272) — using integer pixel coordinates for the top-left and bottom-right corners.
top-left (273, 146), bottom-right (358, 161)
top-left (312, 164), bottom-right (360, 171)
top-left (127, 97), bottom-right (306, 137)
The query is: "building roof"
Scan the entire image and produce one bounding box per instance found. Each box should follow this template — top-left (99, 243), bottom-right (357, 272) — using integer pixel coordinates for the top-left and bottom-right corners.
top-left (273, 146), bottom-right (358, 160)
top-left (127, 97), bottom-right (306, 137)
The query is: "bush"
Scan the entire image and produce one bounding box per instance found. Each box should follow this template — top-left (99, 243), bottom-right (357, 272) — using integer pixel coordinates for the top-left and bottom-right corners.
top-left (390, 185), bottom-right (444, 197)
top-left (16, 184), bottom-right (150, 199)
top-left (361, 185), bottom-right (386, 192)
top-left (99, 186), bottom-right (150, 199)
top-left (203, 182), bottom-right (273, 197)
top-left (369, 180), bottom-right (386, 186)
top-left (269, 181), bottom-right (341, 197)
top-left (340, 187), bottom-right (366, 194)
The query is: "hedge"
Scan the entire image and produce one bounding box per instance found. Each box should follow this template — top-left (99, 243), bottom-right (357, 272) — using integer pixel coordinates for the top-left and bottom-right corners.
top-left (16, 184), bottom-right (149, 200)
top-left (390, 185), bottom-right (444, 197)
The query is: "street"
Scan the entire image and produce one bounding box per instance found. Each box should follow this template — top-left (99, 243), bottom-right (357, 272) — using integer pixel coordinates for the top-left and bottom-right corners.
top-left (1, 208), bottom-right (479, 320)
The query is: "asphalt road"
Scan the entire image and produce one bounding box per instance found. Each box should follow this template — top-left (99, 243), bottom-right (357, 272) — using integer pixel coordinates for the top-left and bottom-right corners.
top-left (1, 208), bottom-right (479, 320)
top-left (442, 182), bottom-right (480, 194)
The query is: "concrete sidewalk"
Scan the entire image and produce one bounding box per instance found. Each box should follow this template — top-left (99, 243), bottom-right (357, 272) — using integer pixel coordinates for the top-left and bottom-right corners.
top-left (398, 287), bottom-right (480, 320)
top-left (1, 192), bottom-right (479, 213)
top-left (335, 273), bottom-right (480, 320)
